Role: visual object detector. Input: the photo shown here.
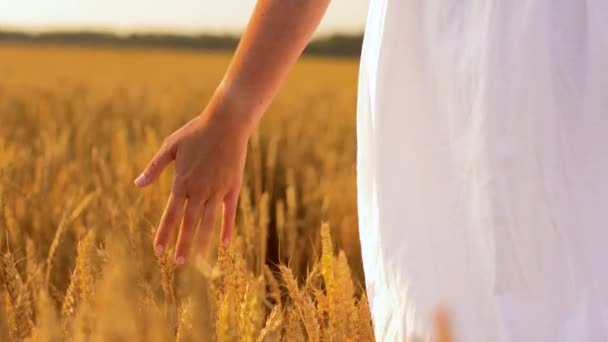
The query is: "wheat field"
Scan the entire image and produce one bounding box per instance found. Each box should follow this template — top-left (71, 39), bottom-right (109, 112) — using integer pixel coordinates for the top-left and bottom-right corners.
top-left (0, 44), bottom-right (374, 341)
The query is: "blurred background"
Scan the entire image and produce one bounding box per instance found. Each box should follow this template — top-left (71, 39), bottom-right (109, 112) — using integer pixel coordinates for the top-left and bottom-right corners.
top-left (1, 0), bottom-right (367, 53)
top-left (0, 1), bottom-right (372, 340)
top-left (1, 0), bottom-right (367, 34)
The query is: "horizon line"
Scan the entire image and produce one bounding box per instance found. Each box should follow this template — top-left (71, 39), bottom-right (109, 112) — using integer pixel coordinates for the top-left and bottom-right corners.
top-left (0, 23), bottom-right (365, 38)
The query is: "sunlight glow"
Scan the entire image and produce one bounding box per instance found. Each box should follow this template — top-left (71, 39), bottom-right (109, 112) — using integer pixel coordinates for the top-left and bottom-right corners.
top-left (0, 0), bottom-right (368, 35)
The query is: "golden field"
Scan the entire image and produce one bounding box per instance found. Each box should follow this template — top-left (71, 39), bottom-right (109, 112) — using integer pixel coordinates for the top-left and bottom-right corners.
top-left (0, 44), bottom-right (370, 341)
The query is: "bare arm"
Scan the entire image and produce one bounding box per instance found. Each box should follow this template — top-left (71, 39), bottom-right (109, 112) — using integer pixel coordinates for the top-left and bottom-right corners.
top-left (221, 0), bottom-right (332, 131)
top-left (134, 0), bottom-right (331, 264)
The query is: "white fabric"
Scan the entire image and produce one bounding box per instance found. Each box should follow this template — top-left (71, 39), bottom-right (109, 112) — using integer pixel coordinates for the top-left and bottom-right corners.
top-left (356, 1), bottom-right (608, 341)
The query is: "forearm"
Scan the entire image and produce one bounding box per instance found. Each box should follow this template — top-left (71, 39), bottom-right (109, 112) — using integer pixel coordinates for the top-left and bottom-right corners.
top-left (210, 0), bottom-right (331, 132)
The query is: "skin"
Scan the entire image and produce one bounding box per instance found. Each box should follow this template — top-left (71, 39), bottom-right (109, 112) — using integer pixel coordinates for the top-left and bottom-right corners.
top-left (134, 0), bottom-right (331, 265)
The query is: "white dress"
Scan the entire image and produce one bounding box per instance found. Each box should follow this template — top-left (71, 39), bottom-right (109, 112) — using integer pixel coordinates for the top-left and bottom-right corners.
top-left (356, 1), bottom-right (608, 341)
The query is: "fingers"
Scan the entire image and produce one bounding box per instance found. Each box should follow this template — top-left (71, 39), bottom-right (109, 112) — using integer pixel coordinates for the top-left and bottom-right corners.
top-left (134, 146), bottom-right (173, 187)
top-left (154, 193), bottom-right (185, 253)
top-left (220, 189), bottom-right (239, 246)
top-left (432, 307), bottom-right (453, 342)
top-left (196, 199), bottom-right (220, 256)
top-left (154, 183), bottom-right (240, 264)
top-left (175, 198), bottom-right (204, 264)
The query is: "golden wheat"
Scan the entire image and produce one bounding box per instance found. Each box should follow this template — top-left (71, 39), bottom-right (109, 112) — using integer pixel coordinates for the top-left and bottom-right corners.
top-left (0, 44), bottom-right (378, 341)
top-left (2, 250), bottom-right (34, 339)
top-left (256, 305), bottom-right (282, 342)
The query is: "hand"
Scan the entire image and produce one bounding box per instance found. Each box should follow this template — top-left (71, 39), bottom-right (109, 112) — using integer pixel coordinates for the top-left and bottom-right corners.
top-left (134, 94), bottom-right (250, 264)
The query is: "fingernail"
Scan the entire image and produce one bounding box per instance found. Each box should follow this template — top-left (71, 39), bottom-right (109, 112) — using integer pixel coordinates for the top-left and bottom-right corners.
top-left (134, 173), bottom-right (147, 186)
top-left (222, 236), bottom-right (231, 246)
top-left (155, 244), bottom-right (164, 254)
top-left (176, 256), bottom-right (185, 265)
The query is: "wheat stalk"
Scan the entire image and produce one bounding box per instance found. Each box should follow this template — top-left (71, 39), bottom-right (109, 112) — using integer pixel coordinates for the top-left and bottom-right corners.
top-left (156, 249), bottom-right (176, 307)
top-left (282, 306), bottom-right (305, 342)
top-left (1, 251), bottom-right (34, 340)
top-left (44, 206), bottom-right (69, 290)
top-left (60, 267), bottom-right (79, 333)
top-left (240, 186), bottom-right (256, 267)
top-left (263, 265), bottom-right (281, 307)
top-left (256, 306), bottom-right (282, 342)
top-left (29, 289), bottom-right (61, 341)
top-left (357, 294), bottom-right (374, 342)
top-left (256, 192), bottom-right (270, 275)
top-left (61, 231), bottom-right (96, 333)
top-left (279, 265), bottom-right (319, 342)
top-left (0, 288), bottom-right (10, 342)
top-left (176, 297), bottom-right (194, 342)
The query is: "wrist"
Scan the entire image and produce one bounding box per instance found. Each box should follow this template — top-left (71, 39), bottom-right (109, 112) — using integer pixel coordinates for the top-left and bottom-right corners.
top-left (206, 80), bottom-right (260, 137)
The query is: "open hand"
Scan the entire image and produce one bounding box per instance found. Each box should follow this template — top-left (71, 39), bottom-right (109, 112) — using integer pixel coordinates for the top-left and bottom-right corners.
top-left (135, 95), bottom-right (250, 264)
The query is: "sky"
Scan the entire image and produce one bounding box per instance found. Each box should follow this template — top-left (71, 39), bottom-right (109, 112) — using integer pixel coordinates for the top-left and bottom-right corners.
top-left (0, 0), bottom-right (369, 36)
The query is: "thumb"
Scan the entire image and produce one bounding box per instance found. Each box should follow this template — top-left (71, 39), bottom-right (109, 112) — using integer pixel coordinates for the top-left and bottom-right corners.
top-left (134, 147), bottom-right (173, 187)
